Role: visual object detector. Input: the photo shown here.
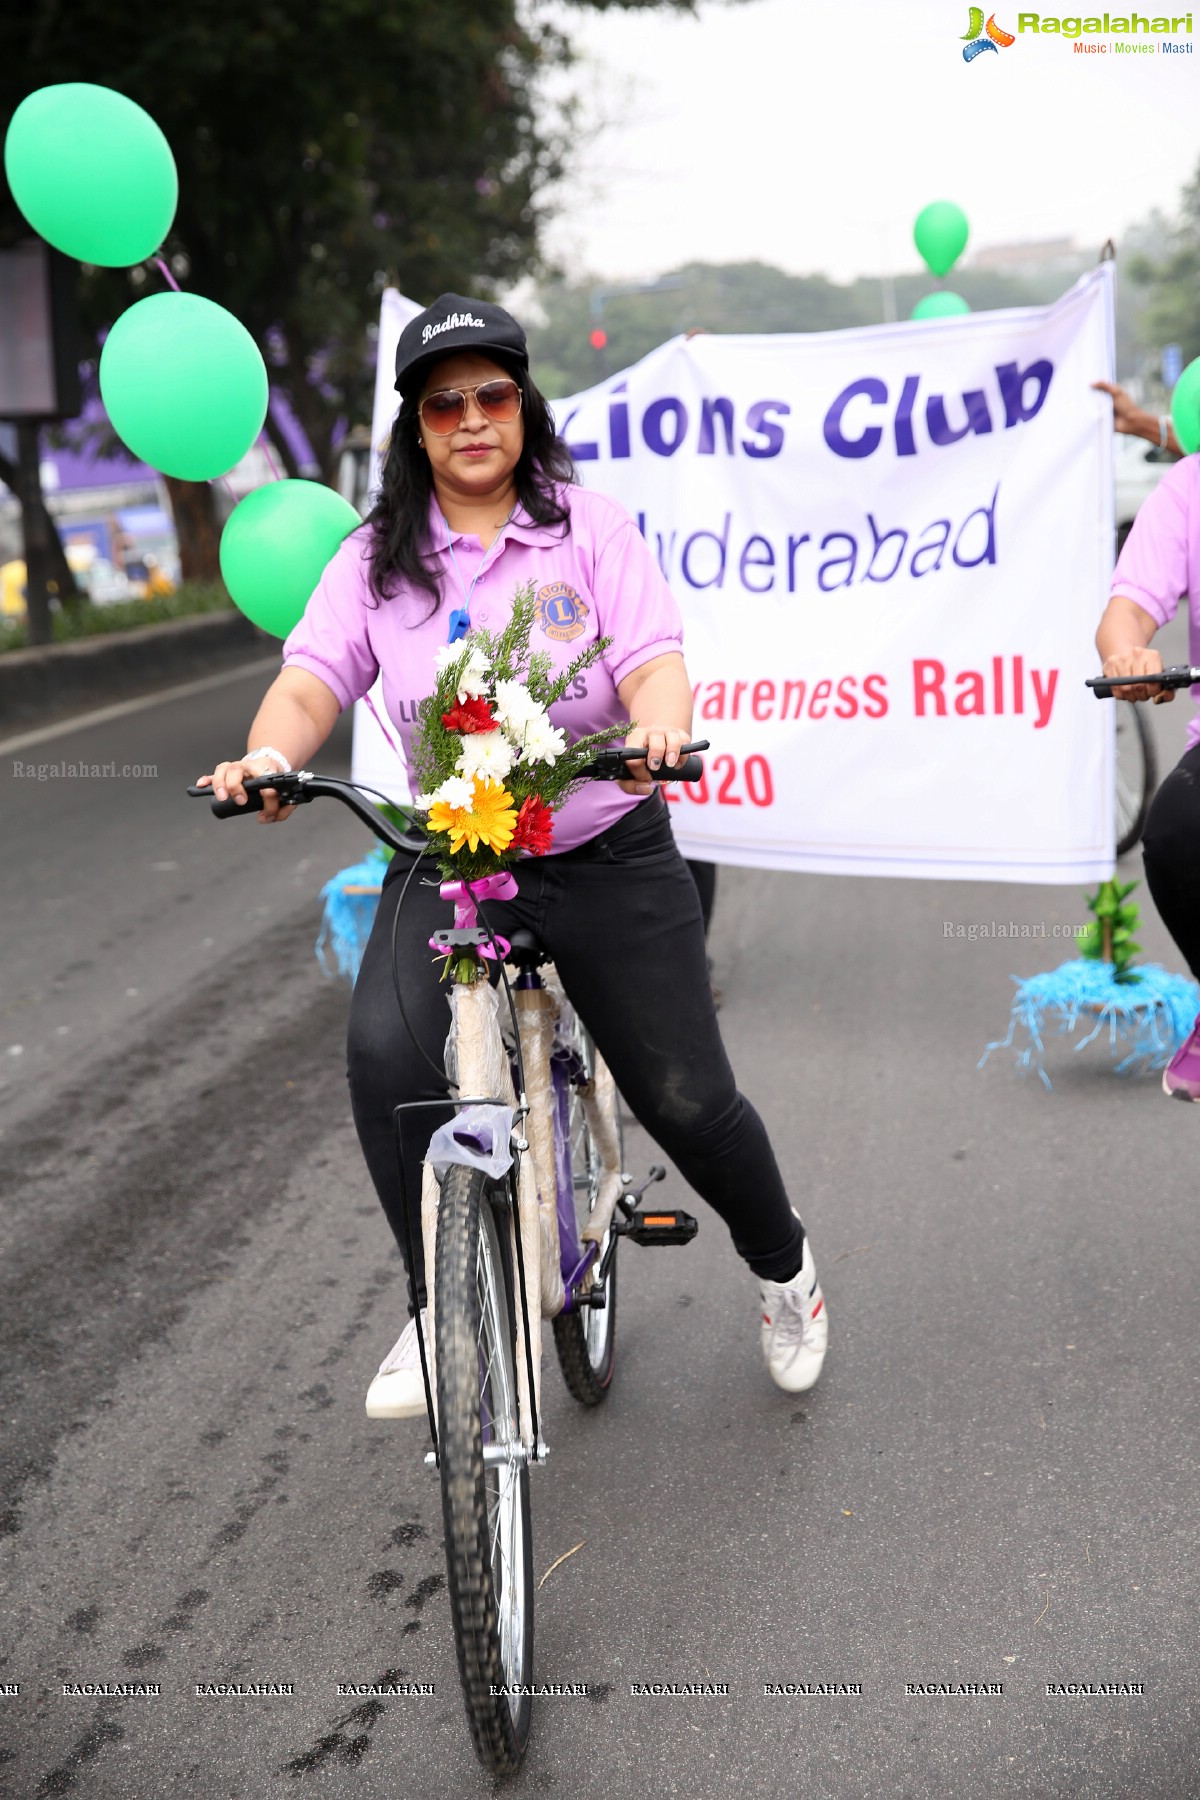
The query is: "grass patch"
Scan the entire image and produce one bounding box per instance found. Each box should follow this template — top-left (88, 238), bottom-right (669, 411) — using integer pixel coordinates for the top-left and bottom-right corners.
top-left (0, 582), bottom-right (236, 653)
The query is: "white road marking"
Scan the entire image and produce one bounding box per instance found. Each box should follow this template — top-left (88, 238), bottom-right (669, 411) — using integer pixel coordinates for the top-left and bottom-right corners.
top-left (0, 658), bottom-right (281, 756)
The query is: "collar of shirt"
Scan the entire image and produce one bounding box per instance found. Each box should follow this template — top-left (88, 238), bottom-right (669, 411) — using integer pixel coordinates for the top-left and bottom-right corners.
top-left (424, 494), bottom-right (557, 557)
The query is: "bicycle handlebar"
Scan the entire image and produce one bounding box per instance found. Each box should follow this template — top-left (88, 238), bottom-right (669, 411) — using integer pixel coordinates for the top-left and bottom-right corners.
top-left (185, 771), bottom-right (423, 848)
top-left (185, 741), bottom-right (711, 845)
top-left (1087, 665), bottom-right (1200, 699)
top-left (575, 741), bottom-right (709, 781)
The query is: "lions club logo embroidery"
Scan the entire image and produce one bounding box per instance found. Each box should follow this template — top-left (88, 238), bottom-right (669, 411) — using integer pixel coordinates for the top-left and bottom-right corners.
top-left (536, 581), bottom-right (589, 643)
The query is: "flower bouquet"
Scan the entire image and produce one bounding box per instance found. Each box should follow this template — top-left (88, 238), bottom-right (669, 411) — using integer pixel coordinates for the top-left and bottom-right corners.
top-left (411, 583), bottom-right (628, 883)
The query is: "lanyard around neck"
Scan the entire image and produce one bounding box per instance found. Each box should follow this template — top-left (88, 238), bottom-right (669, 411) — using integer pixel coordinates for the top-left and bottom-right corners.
top-left (444, 506), bottom-right (516, 644)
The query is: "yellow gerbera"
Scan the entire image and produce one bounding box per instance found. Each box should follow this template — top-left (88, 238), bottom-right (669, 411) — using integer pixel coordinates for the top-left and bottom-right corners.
top-left (427, 777), bottom-right (517, 855)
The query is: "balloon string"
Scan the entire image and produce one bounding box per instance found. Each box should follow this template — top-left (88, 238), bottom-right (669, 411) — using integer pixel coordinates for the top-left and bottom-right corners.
top-left (151, 250), bottom-right (282, 495)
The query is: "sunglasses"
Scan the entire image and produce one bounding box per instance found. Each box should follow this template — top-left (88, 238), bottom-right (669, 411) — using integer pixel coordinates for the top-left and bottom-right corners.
top-left (418, 378), bottom-right (523, 435)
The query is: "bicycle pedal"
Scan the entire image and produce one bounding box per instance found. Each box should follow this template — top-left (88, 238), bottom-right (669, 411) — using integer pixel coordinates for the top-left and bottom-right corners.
top-left (623, 1210), bottom-right (698, 1247)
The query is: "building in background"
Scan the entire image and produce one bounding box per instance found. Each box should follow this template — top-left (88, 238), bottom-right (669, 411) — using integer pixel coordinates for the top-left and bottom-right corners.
top-left (0, 391), bottom-right (323, 617)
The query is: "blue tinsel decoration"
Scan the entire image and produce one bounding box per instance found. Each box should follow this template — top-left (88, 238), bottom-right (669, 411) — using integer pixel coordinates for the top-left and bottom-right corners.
top-left (979, 959), bottom-right (1200, 1090)
top-left (315, 851), bottom-right (386, 983)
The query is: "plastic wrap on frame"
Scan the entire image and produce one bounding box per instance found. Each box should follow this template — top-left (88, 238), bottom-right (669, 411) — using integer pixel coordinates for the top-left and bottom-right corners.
top-left (422, 978), bottom-right (560, 1449)
top-left (511, 985), bottom-right (569, 1318)
top-left (578, 1056), bottom-right (625, 1245)
top-left (543, 969), bottom-right (624, 1247)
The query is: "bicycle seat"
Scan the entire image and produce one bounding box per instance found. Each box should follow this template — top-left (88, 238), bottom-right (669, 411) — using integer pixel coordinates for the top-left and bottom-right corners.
top-left (506, 928), bottom-right (550, 970)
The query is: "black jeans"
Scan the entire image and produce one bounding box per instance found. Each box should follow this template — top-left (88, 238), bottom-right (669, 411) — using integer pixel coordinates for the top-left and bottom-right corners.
top-left (1141, 743), bottom-right (1200, 982)
top-left (685, 859), bottom-right (717, 937)
top-left (345, 796), bottom-right (805, 1308)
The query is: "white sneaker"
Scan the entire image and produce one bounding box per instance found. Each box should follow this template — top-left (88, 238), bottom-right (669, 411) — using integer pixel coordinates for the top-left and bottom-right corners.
top-left (365, 1312), bottom-right (430, 1419)
top-left (759, 1238), bottom-right (827, 1393)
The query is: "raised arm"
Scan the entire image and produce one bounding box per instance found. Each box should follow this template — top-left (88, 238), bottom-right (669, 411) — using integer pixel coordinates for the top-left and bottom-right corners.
top-left (1092, 380), bottom-right (1183, 459)
top-left (617, 651), bottom-right (694, 797)
top-left (197, 667), bottom-right (343, 819)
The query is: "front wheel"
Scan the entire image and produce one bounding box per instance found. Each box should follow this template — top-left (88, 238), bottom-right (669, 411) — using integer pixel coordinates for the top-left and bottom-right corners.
top-left (435, 1164), bottom-right (535, 1775)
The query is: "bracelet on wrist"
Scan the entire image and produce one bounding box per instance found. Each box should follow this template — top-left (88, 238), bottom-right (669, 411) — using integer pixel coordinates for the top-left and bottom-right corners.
top-left (244, 745), bottom-right (291, 773)
top-left (1159, 415), bottom-right (1170, 451)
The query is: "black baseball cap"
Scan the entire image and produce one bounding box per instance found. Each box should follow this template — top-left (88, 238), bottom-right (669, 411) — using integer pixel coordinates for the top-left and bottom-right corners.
top-left (394, 293), bottom-right (528, 399)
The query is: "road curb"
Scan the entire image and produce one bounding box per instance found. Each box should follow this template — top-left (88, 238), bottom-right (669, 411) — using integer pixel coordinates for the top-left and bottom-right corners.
top-left (0, 612), bottom-right (276, 734)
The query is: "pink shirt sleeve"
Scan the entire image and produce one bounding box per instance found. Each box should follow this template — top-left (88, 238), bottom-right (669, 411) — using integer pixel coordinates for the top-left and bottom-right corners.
top-left (1110, 461), bottom-right (1194, 630)
top-left (281, 529), bottom-right (380, 710)
top-left (588, 504), bottom-right (684, 689)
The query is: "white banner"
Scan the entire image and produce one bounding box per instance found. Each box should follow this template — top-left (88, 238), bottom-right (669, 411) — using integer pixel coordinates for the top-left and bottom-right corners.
top-left (363, 270), bottom-right (1116, 881)
top-left (351, 288), bottom-right (425, 805)
top-left (556, 266), bottom-right (1116, 883)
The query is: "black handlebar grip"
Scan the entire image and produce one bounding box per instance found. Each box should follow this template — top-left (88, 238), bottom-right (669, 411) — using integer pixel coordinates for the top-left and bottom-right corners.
top-left (185, 783), bottom-right (268, 817)
top-left (209, 788), bottom-right (266, 818)
top-left (652, 753), bottom-right (704, 782)
top-left (1091, 679), bottom-right (1115, 699)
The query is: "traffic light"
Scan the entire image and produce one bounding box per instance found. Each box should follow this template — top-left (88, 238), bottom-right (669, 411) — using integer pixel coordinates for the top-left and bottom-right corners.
top-left (589, 328), bottom-right (607, 351)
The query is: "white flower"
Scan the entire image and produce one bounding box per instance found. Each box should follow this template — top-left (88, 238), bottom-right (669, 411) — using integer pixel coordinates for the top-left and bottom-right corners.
top-left (415, 774), bottom-right (474, 811)
top-left (435, 642), bottom-right (491, 702)
top-left (455, 731), bottom-right (516, 782)
top-left (493, 678), bottom-right (547, 742)
top-left (518, 715), bottom-right (568, 767)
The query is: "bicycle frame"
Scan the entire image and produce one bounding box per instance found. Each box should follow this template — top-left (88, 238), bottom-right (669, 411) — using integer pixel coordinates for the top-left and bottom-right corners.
top-left (418, 871), bottom-right (566, 1461)
top-left (185, 763), bottom-right (693, 1452)
top-left (550, 1039), bottom-right (597, 1307)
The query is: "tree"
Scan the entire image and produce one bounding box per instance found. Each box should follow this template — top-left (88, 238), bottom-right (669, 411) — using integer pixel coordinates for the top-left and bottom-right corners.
top-left (525, 258), bottom-right (1100, 398)
top-left (0, 0), bottom-right (715, 577)
top-left (1124, 158), bottom-right (1200, 378)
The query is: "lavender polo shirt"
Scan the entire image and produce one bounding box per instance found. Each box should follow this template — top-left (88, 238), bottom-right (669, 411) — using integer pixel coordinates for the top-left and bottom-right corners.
top-left (281, 484), bottom-right (684, 851)
top-left (1111, 455), bottom-right (1200, 748)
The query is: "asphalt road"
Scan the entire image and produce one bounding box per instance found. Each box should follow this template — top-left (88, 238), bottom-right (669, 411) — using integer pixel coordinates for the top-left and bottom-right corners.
top-left (1, 643), bottom-right (1198, 1799)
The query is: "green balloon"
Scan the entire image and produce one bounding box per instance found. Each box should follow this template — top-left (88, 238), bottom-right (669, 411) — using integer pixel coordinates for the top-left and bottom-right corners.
top-left (4, 83), bottom-right (177, 267)
top-left (1170, 356), bottom-right (1200, 455)
top-left (911, 291), bottom-right (971, 320)
top-left (913, 201), bottom-right (970, 279)
top-left (99, 293), bottom-right (268, 481)
top-left (220, 481), bottom-right (363, 637)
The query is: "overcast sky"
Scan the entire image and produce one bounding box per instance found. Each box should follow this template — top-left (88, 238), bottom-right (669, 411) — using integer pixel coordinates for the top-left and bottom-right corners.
top-left (539, 0), bottom-right (1199, 284)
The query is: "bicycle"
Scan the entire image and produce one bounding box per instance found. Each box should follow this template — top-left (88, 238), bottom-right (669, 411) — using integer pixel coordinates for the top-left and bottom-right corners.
top-left (1114, 702), bottom-right (1157, 857)
top-left (188, 742), bottom-right (708, 1775)
top-left (1092, 666), bottom-right (1179, 855)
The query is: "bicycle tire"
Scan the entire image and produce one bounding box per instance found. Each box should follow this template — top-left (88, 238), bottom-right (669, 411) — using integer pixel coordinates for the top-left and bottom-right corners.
top-left (435, 1163), bottom-right (534, 1775)
top-left (552, 1027), bottom-right (622, 1406)
top-left (1115, 701), bottom-right (1158, 857)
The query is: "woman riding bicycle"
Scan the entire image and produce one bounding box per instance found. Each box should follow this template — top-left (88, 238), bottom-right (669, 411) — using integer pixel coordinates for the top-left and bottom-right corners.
top-left (1096, 442), bottom-right (1200, 1099)
top-left (199, 294), bottom-right (827, 1405)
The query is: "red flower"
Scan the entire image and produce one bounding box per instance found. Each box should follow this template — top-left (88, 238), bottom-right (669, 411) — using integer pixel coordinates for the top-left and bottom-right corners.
top-left (441, 695), bottom-right (498, 734)
top-left (510, 794), bottom-right (554, 857)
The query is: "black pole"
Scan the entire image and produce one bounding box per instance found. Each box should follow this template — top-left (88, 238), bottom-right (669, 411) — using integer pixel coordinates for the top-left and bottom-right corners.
top-left (13, 419), bottom-right (55, 647)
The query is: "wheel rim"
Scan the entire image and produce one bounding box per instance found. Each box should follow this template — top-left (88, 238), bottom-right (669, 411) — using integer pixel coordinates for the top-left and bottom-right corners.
top-left (1114, 709), bottom-right (1146, 844)
top-left (475, 1212), bottom-right (525, 1713)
